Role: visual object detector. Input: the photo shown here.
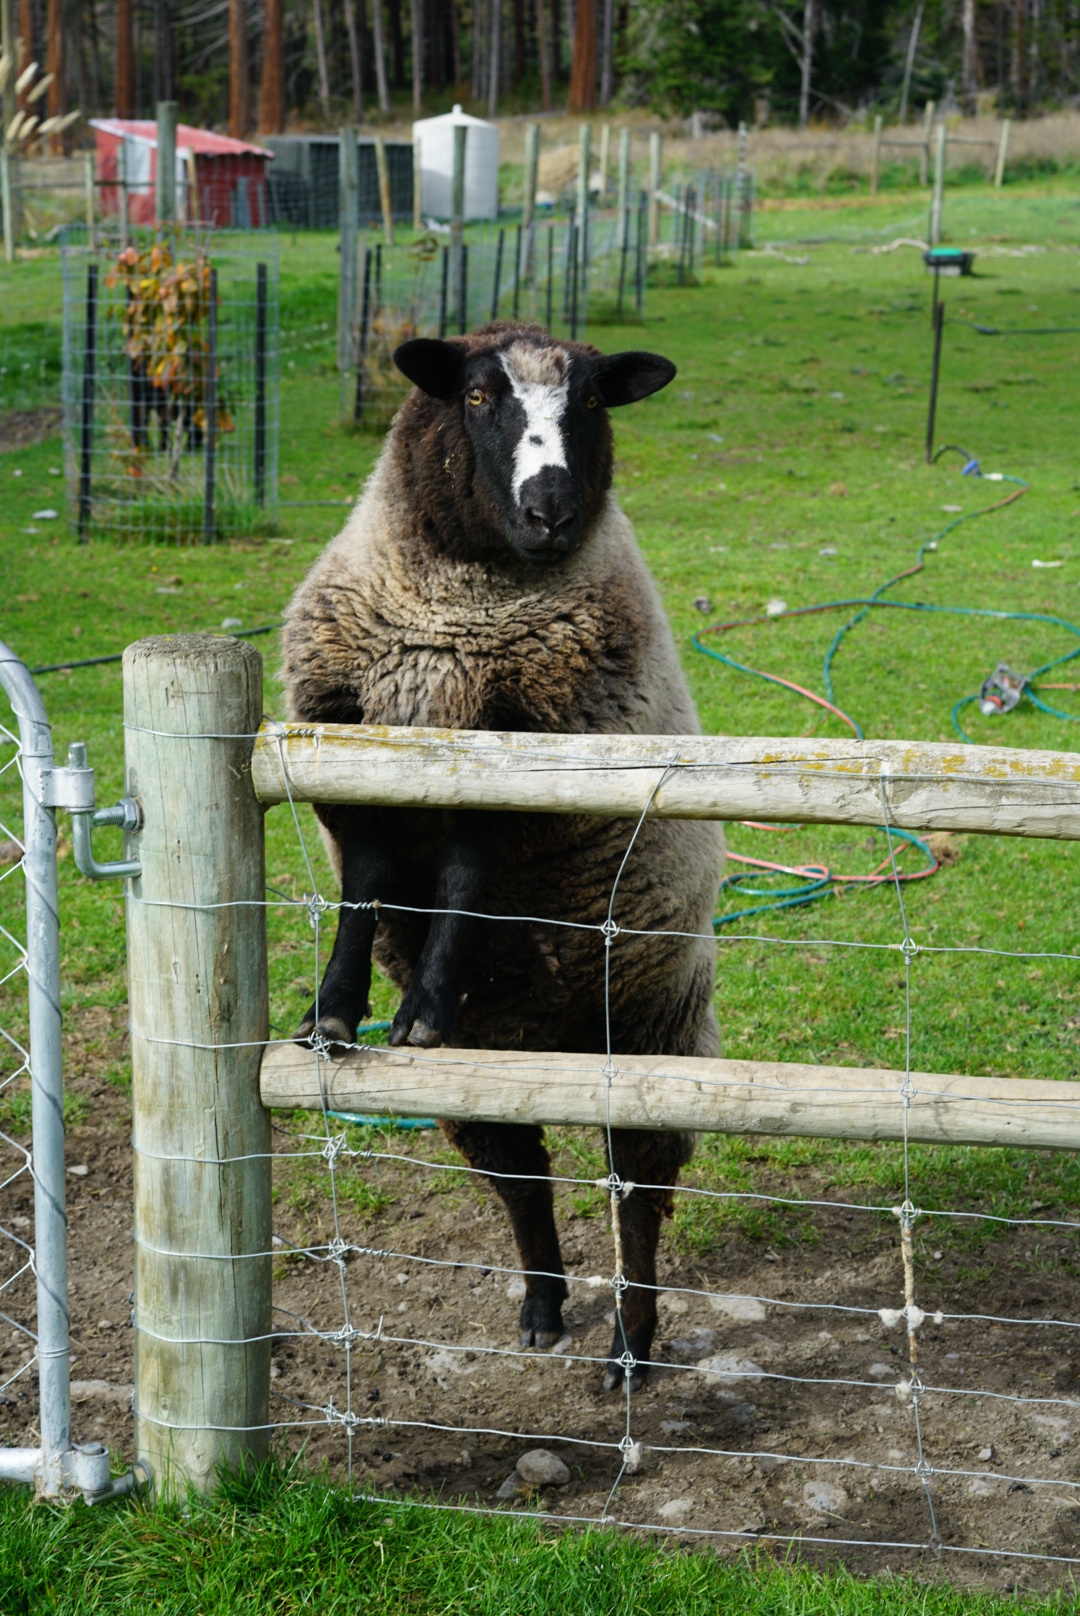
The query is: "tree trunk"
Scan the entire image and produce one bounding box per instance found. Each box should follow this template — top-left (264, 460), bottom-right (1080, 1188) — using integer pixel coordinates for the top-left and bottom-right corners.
top-left (962, 0), bottom-right (977, 109)
top-left (472, 0), bottom-right (485, 98)
top-left (230, 0), bottom-right (250, 138)
top-left (537, 0), bottom-right (551, 109)
top-left (898, 0), bottom-right (923, 122)
top-left (85, 0), bottom-right (104, 114)
top-left (512, 0), bottom-right (524, 82)
top-left (151, 0), bottom-right (174, 105)
top-left (344, 0), bottom-right (364, 118)
top-left (599, 0), bottom-right (613, 103)
top-left (568, 0), bottom-right (596, 111)
top-left (798, 0), bottom-right (815, 127)
top-left (1014, 0), bottom-right (1027, 109)
top-left (45, 0), bottom-right (63, 152)
top-left (487, 0), bottom-right (501, 116)
top-left (388, 0), bottom-right (406, 86)
top-left (449, 0), bottom-right (461, 87)
top-left (411, 0), bottom-right (423, 111)
top-left (312, 0), bottom-right (331, 119)
top-left (258, 0), bottom-right (285, 132)
top-left (550, 0), bottom-right (561, 79)
top-left (371, 0), bottom-right (391, 108)
top-left (116, 0), bottom-right (135, 116)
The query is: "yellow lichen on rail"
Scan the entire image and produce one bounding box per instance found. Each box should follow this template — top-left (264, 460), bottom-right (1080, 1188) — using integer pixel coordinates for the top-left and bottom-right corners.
top-left (251, 723), bottom-right (1080, 840)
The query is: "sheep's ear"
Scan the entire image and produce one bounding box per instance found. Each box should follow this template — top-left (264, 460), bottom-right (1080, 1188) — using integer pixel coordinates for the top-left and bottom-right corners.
top-left (394, 338), bottom-right (464, 400)
top-left (593, 350), bottom-right (677, 407)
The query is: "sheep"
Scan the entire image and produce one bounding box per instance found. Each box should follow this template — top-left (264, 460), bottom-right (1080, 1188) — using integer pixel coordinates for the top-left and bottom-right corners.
top-left (282, 321), bottom-right (725, 1390)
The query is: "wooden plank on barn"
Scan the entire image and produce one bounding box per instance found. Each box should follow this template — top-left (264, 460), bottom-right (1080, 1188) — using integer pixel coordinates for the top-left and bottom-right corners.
top-left (251, 722), bottom-right (1080, 841)
top-left (260, 1042), bottom-right (1080, 1153)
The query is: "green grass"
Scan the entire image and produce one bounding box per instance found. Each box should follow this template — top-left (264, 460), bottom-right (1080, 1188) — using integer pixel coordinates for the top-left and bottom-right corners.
top-left (0, 1458), bottom-right (1074, 1615)
top-left (3, 184), bottom-right (1080, 1604)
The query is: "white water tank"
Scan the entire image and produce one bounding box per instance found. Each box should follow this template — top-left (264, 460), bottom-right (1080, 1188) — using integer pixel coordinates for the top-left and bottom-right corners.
top-left (413, 104), bottom-right (500, 221)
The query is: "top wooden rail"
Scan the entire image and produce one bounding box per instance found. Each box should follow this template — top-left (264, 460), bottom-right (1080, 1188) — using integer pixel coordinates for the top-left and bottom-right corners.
top-left (252, 724), bottom-right (1080, 841)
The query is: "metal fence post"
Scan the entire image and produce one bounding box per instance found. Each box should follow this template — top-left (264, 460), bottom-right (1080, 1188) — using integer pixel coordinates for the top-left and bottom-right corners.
top-left (338, 127), bottom-right (359, 419)
top-left (155, 100), bottom-right (178, 228)
top-left (1, 145), bottom-right (15, 263)
top-left (124, 634), bottom-right (271, 1496)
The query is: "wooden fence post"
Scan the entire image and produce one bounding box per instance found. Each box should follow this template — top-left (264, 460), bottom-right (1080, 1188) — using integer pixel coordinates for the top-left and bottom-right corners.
top-left (870, 113), bottom-right (882, 195)
top-left (994, 116), bottom-right (1010, 188)
top-left (929, 119), bottom-right (946, 245)
top-left (919, 99), bottom-right (935, 186)
top-left (374, 134), bottom-right (394, 245)
top-left (124, 634), bottom-right (271, 1496)
top-left (648, 130), bottom-right (661, 247)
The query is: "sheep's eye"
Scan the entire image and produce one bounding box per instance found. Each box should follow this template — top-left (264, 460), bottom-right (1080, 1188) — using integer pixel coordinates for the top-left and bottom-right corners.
top-left (587, 394), bottom-right (599, 409)
top-left (467, 389), bottom-right (485, 407)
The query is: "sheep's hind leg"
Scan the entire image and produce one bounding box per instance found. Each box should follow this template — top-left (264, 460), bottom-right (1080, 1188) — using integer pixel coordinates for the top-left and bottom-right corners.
top-left (296, 806), bottom-right (398, 1046)
top-left (602, 1128), bottom-right (694, 1393)
top-left (389, 812), bottom-right (500, 1050)
top-left (441, 1120), bottom-right (568, 1349)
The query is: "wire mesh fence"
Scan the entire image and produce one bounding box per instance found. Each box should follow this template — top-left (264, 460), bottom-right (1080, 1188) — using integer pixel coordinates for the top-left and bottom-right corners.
top-left (0, 703), bottom-right (39, 1449)
top-left (249, 752), bottom-right (1080, 1573)
top-left (58, 224), bottom-right (279, 543)
top-left (112, 635), bottom-right (1080, 1580)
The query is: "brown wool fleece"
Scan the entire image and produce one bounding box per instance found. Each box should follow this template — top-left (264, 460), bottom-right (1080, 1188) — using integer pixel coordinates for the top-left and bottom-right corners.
top-left (282, 327), bottom-right (724, 1070)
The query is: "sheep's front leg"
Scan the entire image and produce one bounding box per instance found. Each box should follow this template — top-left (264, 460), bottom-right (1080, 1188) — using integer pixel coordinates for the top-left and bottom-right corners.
top-left (296, 805), bottom-right (398, 1046)
top-left (388, 810), bottom-right (500, 1049)
top-left (441, 1120), bottom-right (568, 1348)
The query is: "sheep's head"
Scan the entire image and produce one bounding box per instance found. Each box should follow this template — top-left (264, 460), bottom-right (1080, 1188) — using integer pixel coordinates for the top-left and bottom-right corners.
top-left (394, 327), bottom-right (675, 567)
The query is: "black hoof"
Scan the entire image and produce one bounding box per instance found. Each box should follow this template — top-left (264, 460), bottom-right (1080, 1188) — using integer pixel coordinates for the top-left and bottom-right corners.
top-left (295, 1011), bottom-right (356, 1048)
top-left (519, 1288), bottom-right (566, 1350)
top-left (603, 1358), bottom-right (650, 1394)
top-left (388, 1017), bottom-right (444, 1049)
top-left (603, 1317), bottom-right (654, 1393)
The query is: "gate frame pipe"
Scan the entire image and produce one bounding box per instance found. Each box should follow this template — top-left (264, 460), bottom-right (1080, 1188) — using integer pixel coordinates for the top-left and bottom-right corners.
top-left (124, 634), bottom-right (271, 1495)
top-left (0, 640), bottom-right (70, 1493)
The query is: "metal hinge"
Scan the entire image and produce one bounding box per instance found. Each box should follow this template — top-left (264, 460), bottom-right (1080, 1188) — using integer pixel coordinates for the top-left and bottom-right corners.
top-left (46, 741), bottom-right (143, 881)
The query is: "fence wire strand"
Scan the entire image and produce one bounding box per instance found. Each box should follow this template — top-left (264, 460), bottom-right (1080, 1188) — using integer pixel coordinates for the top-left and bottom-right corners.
top-left (111, 716), bottom-right (1080, 1577)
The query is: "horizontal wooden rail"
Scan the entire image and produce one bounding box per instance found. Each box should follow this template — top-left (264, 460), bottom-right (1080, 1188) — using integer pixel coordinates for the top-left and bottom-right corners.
top-left (253, 724), bottom-right (1080, 840)
top-left (261, 1043), bottom-right (1080, 1153)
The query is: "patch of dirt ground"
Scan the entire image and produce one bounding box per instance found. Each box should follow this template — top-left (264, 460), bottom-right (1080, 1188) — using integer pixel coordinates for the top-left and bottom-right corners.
top-left (0, 407), bottom-right (62, 454)
top-left (2, 1005), bottom-right (1079, 1596)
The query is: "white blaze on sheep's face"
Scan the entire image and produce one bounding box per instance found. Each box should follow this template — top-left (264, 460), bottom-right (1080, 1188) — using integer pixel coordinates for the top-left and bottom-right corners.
top-left (499, 341), bottom-right (571, 506)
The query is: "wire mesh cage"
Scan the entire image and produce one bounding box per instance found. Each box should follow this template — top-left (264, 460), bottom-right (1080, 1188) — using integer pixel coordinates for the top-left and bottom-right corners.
top-left (0, 714), bottom-right (41, 1448)
top-left (343, 212), bottom-right (650, 431)
top-left (60, 224), bottom-right (279, 543)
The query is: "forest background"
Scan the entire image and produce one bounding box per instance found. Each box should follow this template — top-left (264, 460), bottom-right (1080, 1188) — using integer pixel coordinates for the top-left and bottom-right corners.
top-left (3, 0), bottom-right (1076, 161)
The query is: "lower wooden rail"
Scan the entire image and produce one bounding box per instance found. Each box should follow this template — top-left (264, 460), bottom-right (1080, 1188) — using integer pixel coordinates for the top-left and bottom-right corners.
top-left (261, 1043), bottom-right (1080, 1153)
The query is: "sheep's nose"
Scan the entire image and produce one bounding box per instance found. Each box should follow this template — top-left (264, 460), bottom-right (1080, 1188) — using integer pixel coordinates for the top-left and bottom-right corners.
top-left (524, 500), bottom-right (580, 547)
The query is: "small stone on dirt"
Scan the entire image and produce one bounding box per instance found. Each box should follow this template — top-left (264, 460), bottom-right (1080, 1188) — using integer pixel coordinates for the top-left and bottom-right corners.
top-left (516, 1449), bottom-right (570, 1487)
top-left (505, 1277), bottom-right (526, 1300)
top-left (68, 1164), bottom-right (89, 1177)
top-left (496, 1470), bottom-right (523, 1499)
top-left (657, 1497), bottom-right (694, 1521)
top-left (979, 1445), bottom-right (994, 1461)
top-left (696, 1351), bottom-right (764, 1383)
top-left (708, 1293), bottom-right (766, 1322)
top-left (803, 1480), bottom-right (848, 1515)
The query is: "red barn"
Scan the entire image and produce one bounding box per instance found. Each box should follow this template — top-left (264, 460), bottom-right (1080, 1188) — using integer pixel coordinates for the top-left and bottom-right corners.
top-left (91, 120), bottom-right (274, 228)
